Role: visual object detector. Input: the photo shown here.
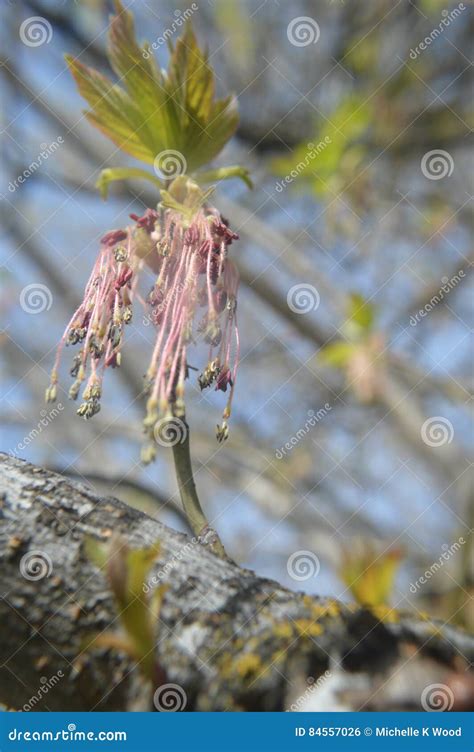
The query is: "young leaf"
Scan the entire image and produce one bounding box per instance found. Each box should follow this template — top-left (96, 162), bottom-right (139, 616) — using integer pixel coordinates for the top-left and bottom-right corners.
top-left (196, 165), bottom-right (253, 189)
top-left (346, 293), bottom-right (375, 332)
top-left (66, 55), bottom-right (157, 163)
top-left (96, 167), bottom-right (162, 200)
top-left (66, 1), bottom-right (247, 191)
top-left (339, 542), bottom-right (402, 607)
top-left (84, 535), bottom-right (164, 681)
top-left (318, 341), bottom-right (356, 368)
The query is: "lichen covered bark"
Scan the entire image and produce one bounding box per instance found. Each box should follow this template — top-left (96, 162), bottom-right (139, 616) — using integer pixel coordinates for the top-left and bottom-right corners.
top-left (0, 454), bottom-right (472, 711)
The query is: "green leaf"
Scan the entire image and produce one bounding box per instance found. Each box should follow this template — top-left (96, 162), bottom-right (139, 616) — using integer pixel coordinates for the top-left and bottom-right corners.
top-left (319, 341), bottom-right (356, 368)
top-left (83, 536), bottom-right (109, 570)
top-left (196, 165), bottom-right (253, 189)
top-left (164, 24), bottom-right (240, 171)
top-left (66, 1), bottom-right (249, 193)
top-left (66, 55), bottom-right (157, 163)
top-left (346, 293), bottom-right (375, 332)
top-left (85, 536), bottom-right (163, 680)
top-left (339, 543), bottom-right (402, 607)
top-left (271, 96), bottom-right (372, 197)
top-left (96, 167), bottom-right (162, 199)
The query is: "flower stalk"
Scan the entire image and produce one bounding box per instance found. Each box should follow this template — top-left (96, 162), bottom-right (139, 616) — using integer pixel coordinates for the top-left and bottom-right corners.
top-left (171, 424), bottom-right (228, 558)
top-left (48, 3), bottom-right (251, 559)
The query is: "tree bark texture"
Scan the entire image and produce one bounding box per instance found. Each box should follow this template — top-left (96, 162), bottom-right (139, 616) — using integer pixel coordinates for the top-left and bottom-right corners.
top-left (0, 454), bottom-right (472, 712)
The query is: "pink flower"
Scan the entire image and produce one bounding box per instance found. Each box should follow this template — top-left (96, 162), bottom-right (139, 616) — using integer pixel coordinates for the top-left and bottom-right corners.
top-left (215, 366), bottom-right (233, 393)
top-left (48, 203), bottom-right (240, 460)
top-left (100, 229), bottom-right (128, 246)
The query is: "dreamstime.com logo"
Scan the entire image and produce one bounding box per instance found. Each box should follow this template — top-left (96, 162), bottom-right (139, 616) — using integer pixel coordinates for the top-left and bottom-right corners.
top-left (287, 17), bottom-right (320, 47)
top-left (154, 149), bottom-right (187, 180)
top-left (143, 4), bottom-right (199, 57)
top-left (143, 270), bottom-right (199, 327)
top-left (20, 283), bottom-right (53, 314)
top-left (274, 137), bottom-right (332, 193)
top-left (10, 404), bottom-right (64, 457)
top-left (409, 4), bottom-right (466, 60)
top-left (420, 416), bottom-right (454, 447)
top-left (287, 283), bottom-right (320, 314)
top-left (287, 550), bottom-right (321, 581)
top-left (286, 671), bottom-right (332, 711)
top-left (420, 149), bottom-right (454, 180)
top-left (409, 537), bottom-right (465, 594)
top-left (19, 16), bottom-right (53, 46)
top-left (8, 724), bottom-right (127, 742)
top-left (421, 683), bottom-right (454, 711)
top-left (153, 417), bottom-right (188, 447)
top-left (276, 404), bottom-right (332, 459)
top-left (20, 550), bottom-right (53, 581)
top-left (23, 671), bottom-right (64, 711)
top-left (153, 683), bottom-right (187, 711)
top-left (8, 137), bottom-right (64, 192)
top-left (143, 537), bottom-right (198, 592)
top-left (409, 270), bottom-right (465, 326)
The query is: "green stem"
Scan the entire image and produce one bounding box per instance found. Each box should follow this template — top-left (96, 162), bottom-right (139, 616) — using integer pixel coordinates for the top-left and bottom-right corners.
top-left (171, 422), bottom-right (228, 559)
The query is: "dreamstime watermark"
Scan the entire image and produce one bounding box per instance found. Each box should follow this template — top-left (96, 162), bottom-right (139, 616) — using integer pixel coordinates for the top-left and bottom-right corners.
top-left (8, 726), bottom-right (127, 742)
top-left (23, 671), bottom-right (64, 711)
top-left (20, 550), bottom-right (53, 581)
top-left (143, 283), bottom-right (187, 326)
top-left (409, 270), bottom-right (465, 326)
top-left (276, 404), bottom-right (332, 459)
top-left (287, 283), bottom-right (320, 314)
top-left (143, 537), bottom-right (198, 593)
top-left (409, 4), bottom-right (466, 60)
top-left (421, 683), bottom-right (454, 711)
top-left (143, 269), bottom-right (199, 327)
top-left (19, 16), bottom-right (53, 47)
top-left (287, 550), bottom-right (320, 581)
top-left (421, 416), bottom-right (454, 447)
top-left (153, 417), bottom-right (188, 447)
top-left (10, 404), bottom-right (64, 458)
top-left (420, 149), bottom-right (454, 180)
top-left (153, 683), bottom-right (187, 711)
top-left (8, 137), bottom-right (64, 192)
top-left (286, 671), bottom-right (332, 711)
top-left (143, 4), bottom-right (199, 57)
top-left (287, 17), bottom-right (320, 47)
top-left (154, 149), bottom-right (187, 180)
top-left (409, 537), bottom-right (465, 594)
top-left (20, 283), bottom-right (53, 314)
top-left (275, 137), bottom-right (332, 193)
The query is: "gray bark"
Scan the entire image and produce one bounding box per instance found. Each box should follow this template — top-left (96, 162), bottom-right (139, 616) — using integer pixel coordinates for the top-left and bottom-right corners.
top-left (0, 453), bottom-right (472, 712)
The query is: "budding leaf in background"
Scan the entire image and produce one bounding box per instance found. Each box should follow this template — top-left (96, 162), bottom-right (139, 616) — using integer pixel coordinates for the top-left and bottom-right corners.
top-left (84, 536), bottom-right (165, 681)
top-left (319, 293), bottom-right (376, 368)
top-left (318, 341), bottom-right (356, 368)
top-left (271, 96), bottom-right (371, 198)
top-left (339, 540), bottom-right (403, 607)
top-left (319, 294), bottom-right (382, 403)
top-left (344, 293), bottom-right (375, 338)
top-left (66, 0), bottom-right (250, 196)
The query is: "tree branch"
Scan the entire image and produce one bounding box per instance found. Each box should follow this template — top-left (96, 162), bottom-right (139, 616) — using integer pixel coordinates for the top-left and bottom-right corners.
top-left (0, 454), bottom-right (472, 712)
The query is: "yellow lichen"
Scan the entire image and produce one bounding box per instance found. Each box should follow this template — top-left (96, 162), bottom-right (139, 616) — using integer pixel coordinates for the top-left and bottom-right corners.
top-left (293, 619), bottom-right (324, 637)
top-left (273, 622), bottom-right (293, 640)
top-left (233, 653), bottom-right (263, 678)
top-left (271, 648), bottom-right (288, 665)
top-left (310, 600), bottom-right (341, 620)
top-left (371, 605), bottom-right (400, 624)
